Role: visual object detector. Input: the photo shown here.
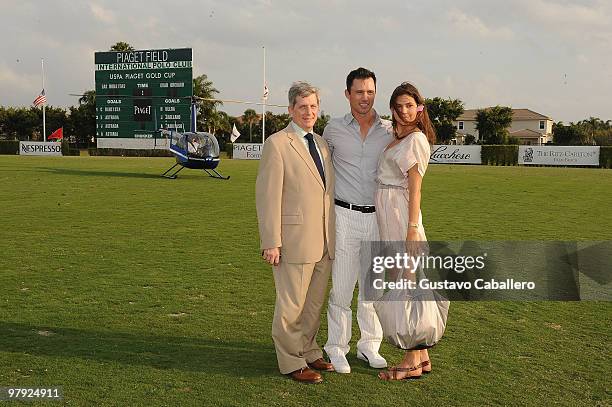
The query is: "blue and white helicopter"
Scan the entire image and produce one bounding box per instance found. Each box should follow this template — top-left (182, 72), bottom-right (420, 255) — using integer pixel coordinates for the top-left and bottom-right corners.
top-left (160, 100), bottom-right (230, 180)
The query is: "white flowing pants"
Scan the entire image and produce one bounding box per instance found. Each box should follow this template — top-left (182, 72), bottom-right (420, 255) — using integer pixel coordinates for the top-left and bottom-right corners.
top-left (324, 205), bottom-right (383, 357)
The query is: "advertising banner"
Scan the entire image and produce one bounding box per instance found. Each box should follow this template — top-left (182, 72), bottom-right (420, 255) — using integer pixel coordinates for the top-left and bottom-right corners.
top-left (518, 146), bottom-right (599, 166)
top-left (429, 145), bottom-right (482, 164)
top-left (233, 143), bottom-right (262, 160)
top-left (19, 141), bottom-right (62, 156)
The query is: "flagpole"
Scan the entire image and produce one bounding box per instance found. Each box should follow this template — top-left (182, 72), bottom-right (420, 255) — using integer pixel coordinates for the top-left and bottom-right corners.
top-left (41, 58), bottom-right (46, 142)
top-left (262, 46), bottom-right (266, 144)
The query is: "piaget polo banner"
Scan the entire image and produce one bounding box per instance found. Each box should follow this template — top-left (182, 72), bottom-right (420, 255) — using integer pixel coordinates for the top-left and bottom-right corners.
top-left (233, 143), bottom-right (262, 160)
top-left (19, 141), bottom-right (62, 156)
top-left (519, 145), bottom-right (600, 166)
top-left (429, 145), bottom-right (482, 164)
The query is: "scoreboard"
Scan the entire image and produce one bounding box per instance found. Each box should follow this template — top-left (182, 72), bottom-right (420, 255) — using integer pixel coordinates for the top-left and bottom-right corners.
top-left (94, 48), bottom-right (193, 149)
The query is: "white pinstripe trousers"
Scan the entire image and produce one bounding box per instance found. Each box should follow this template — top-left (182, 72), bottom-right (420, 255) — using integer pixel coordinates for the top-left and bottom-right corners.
top-left (324, 205), bottom-right (383, 357)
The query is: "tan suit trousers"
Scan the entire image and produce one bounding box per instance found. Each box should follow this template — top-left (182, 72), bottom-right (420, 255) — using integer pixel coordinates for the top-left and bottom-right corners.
top-left (271, 245), bottom-right (332, 374)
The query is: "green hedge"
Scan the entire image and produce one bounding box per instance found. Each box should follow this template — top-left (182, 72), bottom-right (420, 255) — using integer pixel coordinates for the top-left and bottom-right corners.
top-left (61, 141), bottom-right (80, 156)
top-left (481, 145), bottom-right (519, 166)
top-left (600, 146), bottom-right (612, 169)
top-left (89, 148), bottom-right (174, 157)
top-left (0, 140), bottom-right (19, 155)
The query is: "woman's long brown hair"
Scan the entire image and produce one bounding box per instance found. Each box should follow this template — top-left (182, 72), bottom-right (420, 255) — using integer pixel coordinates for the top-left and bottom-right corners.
top-left (389, 82), bottom-right (436, 145)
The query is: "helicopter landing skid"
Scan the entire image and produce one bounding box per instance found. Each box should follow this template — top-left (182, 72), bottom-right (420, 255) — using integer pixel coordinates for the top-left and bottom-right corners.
top-left (204, 168), bottom-right (230, 180)
top-left (161, 163), bottom-right (185, 179)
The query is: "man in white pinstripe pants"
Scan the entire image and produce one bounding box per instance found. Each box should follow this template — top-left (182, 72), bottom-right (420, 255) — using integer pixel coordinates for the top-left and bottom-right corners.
top-left (322, 68), bottom-right (393, 373)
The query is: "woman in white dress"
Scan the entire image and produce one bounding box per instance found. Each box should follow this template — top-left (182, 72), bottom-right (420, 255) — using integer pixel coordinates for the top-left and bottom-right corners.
top-left (376, 82), bottom-right (436, 381)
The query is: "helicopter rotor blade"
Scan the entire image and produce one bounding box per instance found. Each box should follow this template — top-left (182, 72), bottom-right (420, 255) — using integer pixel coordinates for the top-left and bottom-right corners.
top-left (69, 94), bottom-right (288, 107)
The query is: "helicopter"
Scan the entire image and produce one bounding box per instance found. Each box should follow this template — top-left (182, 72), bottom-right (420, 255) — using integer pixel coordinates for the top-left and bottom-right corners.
top-left (71, 91), bottom-right (286, 180)
top-left (71, 92), bottom-right (230, 179)
top-left (160, 101), bottom-right (229, 180)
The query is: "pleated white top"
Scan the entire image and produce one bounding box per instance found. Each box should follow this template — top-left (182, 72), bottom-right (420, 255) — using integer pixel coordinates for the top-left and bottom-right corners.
top-left (376, 131), bottom-right (430, 188)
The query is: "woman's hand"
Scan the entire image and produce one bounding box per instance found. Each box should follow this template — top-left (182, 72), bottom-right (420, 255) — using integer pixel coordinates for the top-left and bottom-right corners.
top-left (405, 227), bottom-right (425, 271)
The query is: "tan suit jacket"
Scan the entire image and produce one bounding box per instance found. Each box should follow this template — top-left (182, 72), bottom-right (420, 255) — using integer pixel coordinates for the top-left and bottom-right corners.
top-left (256, 124), bottom-right (335, 264)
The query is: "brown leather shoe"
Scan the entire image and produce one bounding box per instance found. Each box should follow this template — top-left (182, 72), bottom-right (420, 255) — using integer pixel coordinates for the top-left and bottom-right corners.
top-left (308, 358), bottom-right (335, 372)
top-left (289, 367), bottom-right (323, 384)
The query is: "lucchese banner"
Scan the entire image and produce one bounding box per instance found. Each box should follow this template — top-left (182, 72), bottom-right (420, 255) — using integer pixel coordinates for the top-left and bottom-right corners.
top-left (429, 145), bottom-right (482, 164)
top-left (519, 146), bottom-right (600, 166)
top-left (19, 141), bottom-right (62, 156)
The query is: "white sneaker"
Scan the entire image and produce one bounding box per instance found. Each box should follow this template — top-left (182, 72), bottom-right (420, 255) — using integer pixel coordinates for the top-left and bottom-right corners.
top-left (328, 353), bottom-right (351, 374)
top-left (357, 350), bottom-right (387, 369)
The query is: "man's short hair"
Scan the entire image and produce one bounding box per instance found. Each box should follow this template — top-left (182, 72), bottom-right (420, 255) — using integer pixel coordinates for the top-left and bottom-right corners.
top-left (346, 67), bottom-right (377, 92)
top-left (288, 81), bottom-right (320, 107)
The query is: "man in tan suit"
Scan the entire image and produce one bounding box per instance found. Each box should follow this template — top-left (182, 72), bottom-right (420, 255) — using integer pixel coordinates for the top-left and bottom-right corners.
top-left (256, 81), bottom-right (336, 384)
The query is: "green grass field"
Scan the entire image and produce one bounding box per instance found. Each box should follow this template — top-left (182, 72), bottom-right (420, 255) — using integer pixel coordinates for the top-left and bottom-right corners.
top-left (1, 156), bottom-right (610, 406)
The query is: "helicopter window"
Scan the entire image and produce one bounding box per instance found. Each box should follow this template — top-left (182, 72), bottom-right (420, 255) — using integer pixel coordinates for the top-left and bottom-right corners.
top-left (188, 136), bottom-right (201, 155)
top-left (174, 132), bottom-right (188, 151)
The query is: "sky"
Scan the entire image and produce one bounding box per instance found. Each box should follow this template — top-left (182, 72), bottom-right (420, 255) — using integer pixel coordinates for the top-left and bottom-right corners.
top-left (1, 0), bottom-right (610, 123)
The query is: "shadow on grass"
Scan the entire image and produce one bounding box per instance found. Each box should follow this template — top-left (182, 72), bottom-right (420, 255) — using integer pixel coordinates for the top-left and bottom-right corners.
top-left (1, 322), bottom-right (279, 378)
top-left (36, 167), bottom-right (162, 179)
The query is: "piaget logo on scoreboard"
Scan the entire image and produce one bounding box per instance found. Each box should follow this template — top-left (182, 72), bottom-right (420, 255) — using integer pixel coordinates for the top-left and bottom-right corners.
top-left (94, 48), bottom-right (193, 148)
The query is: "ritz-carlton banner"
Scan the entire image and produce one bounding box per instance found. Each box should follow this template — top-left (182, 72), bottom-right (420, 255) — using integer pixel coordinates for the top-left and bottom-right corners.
top-left (94, 48), bottom-right (193, 149)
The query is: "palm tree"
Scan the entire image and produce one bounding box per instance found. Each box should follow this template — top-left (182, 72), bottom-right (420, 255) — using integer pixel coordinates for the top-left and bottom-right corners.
top-left (583, 117), bottom-right (602, 145)
top-left (243, 109), bottom-right (258, 142)
top-left (207, 110), bottom-right (230, 136)
top-left (193, 74), bottom-right (222, 132)
top-left (110, 42), bottom-right (135, 52)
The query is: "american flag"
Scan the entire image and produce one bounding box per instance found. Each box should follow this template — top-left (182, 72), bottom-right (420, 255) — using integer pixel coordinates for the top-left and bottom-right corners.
top-left (33, 90), bottom-right (47, 107)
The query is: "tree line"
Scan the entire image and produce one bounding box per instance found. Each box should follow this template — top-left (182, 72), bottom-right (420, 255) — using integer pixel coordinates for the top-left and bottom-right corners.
top-left (471, 106), bottom-right (612, 145)
top-left (0, 74), bottom-right (466, 147)
top-left (1, 42), bottom-right (610, 146)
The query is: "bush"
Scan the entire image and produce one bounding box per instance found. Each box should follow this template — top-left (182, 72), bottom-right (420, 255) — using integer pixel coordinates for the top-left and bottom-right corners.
top-left (225, 142), bottom-right (233, 159)
top-left (464, 135), bottom-right (476, 145)
top-left (89, 148), bottom-right (173, 157)
top-left (61, 141), bottom-right (80, 156)
top-left (0, 140), bottom-right (19, 155)
top-left (600, 146), bottom-right (612, 169)
top-left (481, 145), bottom-right (518, 166)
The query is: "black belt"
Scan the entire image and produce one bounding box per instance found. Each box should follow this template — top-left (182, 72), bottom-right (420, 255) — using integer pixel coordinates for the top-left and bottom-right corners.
top-left (335, 199), bottom-right (376, 213)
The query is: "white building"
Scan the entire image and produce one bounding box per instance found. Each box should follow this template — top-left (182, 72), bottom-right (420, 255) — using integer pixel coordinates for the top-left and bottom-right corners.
top-left (453, 108), bottom-right (553, 145)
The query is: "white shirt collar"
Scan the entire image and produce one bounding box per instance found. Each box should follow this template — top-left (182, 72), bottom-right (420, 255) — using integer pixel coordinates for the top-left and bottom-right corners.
top-left (291, 121), bottom-right (313, 138)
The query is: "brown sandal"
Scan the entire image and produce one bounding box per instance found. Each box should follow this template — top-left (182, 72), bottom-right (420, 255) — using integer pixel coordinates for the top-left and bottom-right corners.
top-left (421, 359), bottom-right (431, 374)
top-left (378, 364), bottom-right (422, 381)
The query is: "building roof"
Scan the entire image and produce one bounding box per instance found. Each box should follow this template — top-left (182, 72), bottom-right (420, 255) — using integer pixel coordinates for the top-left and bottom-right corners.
top-left (456, 108), bottom-right (552, 121)
top-left (509, 129), bottom-right (543, 138)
